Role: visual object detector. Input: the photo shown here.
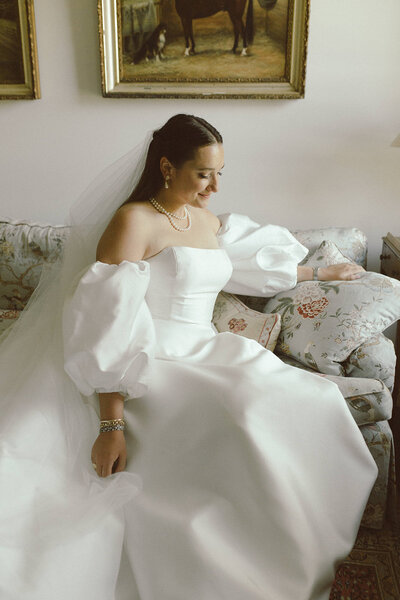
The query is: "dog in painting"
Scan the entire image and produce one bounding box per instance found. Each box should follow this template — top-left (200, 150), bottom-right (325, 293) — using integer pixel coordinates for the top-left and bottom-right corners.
top-left (133, 24), bottom-right (167, 64)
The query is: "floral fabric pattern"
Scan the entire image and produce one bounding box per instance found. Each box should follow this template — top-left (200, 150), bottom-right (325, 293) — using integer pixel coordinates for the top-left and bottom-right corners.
top-left (212, 291), bottom-right (281, 351)
top-left (292, 227), bottom-right (367, 268)
top-left (302, 239), bottom-right (353, 268)
top-left (0, 220), bottom-right (69, 311)
top-left (0, 308), bottom-right (20, 336)
top-left (344, 334), bottom-right (396, 393)
top-left (264, 248), bottom-right (400, 375)
top-left (228, 317), bottom-right (248, 333)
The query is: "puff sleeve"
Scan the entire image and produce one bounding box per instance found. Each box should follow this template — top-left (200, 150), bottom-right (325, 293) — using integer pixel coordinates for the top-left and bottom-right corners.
top-left (217, 213), bottom-right (308, 297)
top-left (63, 260), bottom-right (155, 399)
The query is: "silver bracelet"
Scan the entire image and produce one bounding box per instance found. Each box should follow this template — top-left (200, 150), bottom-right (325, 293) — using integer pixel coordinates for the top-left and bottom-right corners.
top-left (312, 267), bottom-right (320, 281)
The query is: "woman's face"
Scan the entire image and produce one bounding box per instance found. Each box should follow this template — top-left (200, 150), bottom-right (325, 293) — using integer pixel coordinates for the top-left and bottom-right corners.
top-left (169, 143), bottom-right (224, 208)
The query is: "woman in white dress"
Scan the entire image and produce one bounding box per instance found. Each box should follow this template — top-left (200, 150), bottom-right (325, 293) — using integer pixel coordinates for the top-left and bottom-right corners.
top-left (0, 114), bottom-right (376, 600)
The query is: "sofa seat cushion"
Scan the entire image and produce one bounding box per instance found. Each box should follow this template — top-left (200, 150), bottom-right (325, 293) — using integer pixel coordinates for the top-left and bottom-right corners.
top-left (277, 354), bottom-right (393, 426)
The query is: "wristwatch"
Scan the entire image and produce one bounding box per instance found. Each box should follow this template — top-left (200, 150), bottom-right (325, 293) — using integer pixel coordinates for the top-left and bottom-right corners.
top-left (312, 267), bottom-right (319, 281)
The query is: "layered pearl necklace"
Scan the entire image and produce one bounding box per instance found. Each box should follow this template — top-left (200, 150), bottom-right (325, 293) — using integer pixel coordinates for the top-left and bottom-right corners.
top-left (149, 197), bottom-right (192, 232)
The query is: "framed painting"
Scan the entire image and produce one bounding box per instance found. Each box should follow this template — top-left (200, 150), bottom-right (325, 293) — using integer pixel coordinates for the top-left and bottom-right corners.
top-left (98, 0), bottom-right (310, 99)
top-left (0, 0), bottom-right (40, 100)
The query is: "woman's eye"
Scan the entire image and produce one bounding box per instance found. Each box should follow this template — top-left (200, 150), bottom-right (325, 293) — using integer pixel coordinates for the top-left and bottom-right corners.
top-left (199, 172), bottom-right (223, 179)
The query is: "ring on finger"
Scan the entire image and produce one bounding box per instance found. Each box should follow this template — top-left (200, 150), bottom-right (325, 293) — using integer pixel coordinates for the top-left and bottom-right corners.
top-left (92, 463), bottom-right (97, 470)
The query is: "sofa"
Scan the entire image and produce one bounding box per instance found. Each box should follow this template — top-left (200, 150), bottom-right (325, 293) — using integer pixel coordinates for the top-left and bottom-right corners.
top-left (0, 218), bottom-right (397, 529)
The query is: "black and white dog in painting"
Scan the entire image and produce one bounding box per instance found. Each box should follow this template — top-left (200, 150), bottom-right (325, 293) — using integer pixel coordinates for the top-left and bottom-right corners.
top-left (133, 24), bottom-right (167, 64)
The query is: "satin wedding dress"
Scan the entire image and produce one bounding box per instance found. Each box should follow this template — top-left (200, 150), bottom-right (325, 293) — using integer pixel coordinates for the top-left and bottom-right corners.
top-left (0, 213), bottom-right (377, 600)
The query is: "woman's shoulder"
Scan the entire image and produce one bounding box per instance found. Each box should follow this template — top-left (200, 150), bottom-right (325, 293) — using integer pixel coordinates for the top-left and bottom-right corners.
top-left (192, 206), bottom-right (221, 234)
top-left (116, 201), bottom-right (155, 222)
top-left (97, 202), bottom-right (154, 263)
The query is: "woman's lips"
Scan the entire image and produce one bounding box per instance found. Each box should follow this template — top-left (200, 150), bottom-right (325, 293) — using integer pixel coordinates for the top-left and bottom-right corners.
top-left (198, 193), bottom-right (210, 199)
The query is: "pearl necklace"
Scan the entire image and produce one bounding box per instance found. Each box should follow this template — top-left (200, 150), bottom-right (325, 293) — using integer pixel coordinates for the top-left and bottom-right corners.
top-left (149, 197), bottom-right (192, 232)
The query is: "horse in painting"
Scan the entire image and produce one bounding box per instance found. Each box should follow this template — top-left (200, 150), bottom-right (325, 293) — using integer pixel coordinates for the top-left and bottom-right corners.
top-left (175, 0), bottom-right (254, 56)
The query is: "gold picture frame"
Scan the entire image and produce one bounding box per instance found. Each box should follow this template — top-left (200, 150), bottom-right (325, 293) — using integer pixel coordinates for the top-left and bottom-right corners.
top-left (98, 0), bottom-right (310, 99)
top-left (0, 0), bottom-right (40, 100)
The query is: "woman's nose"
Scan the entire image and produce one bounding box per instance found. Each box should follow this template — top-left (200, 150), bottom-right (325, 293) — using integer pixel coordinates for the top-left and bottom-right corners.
top-left (207, 174), bottom-right (219, 192)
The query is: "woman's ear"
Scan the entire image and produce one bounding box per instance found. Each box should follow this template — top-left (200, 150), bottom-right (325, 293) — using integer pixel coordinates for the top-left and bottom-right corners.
top-left (160, 156), bottom-right (173, 180)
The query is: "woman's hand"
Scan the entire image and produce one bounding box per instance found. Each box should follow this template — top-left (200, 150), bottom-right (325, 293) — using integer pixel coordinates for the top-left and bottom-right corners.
top-left (91, 430), bottom-right (127, 477)
top-left (318, 263), bottom-right (365, 281)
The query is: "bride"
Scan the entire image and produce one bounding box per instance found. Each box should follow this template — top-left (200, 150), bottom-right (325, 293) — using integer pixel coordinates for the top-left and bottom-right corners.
top-left (0, 114), bottom-right (376, 600)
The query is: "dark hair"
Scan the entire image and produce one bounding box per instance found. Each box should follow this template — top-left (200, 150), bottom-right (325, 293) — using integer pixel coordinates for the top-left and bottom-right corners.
top-left (125, 114), bottom-right (223, 204)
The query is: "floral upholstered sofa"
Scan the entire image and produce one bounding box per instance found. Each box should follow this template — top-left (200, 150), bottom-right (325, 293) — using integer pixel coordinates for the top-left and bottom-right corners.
top-left (0, 218), bottom-right (398, 529)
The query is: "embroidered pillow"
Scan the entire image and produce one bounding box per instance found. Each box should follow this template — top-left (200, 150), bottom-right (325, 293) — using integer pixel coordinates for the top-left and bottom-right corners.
top-left (264, 241), bottom-right (400, 375)
top-left (213, 291), bottom-right (281, 351)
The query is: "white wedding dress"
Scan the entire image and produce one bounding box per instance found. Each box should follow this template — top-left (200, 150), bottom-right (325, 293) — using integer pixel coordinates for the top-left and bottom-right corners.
top-left (0, 214), bottom-right (377, 600)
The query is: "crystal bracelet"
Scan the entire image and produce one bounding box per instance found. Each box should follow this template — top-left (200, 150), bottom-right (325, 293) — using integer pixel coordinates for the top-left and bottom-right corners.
top-left (99, 418), bottom-right (125, 433)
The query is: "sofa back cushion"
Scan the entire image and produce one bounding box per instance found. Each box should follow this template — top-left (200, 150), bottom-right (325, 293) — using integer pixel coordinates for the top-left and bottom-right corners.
top-left (292, 227), bottom-right (367, 268)
top-left (0, 220), bottom-right (69, 310)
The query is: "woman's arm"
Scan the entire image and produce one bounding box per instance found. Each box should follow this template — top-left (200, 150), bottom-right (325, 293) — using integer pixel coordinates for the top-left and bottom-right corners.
top-left (91, 207), bottom-right (151, 478)
top-left (91, 392), bottom-right (127, 478)
top-left (297, 263), bottom-right (365, 283)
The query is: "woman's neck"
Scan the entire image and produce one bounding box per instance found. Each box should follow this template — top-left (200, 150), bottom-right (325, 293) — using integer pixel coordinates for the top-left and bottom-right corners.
top-left (152, 191), bottom-right (187, 217)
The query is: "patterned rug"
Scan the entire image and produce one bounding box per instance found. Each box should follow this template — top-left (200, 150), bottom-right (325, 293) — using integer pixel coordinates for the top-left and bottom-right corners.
top-left (330, 520), bottom-right (400, 600)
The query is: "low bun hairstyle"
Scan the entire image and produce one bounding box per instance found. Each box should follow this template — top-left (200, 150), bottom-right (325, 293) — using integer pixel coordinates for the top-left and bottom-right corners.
top-left (125, 114), bottom-right (223, 204)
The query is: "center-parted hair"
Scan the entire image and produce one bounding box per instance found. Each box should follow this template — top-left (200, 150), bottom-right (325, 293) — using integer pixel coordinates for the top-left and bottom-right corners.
top-left (125, 114), bottom-right (223, 204)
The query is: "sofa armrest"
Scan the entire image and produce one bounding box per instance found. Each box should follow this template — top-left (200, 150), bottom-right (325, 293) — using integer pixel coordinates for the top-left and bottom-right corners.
top-left (344, 334), bottom-right (396, 392)
top-left (0, 308), bottom-right (20, 336)
top-left (277, 353), bottom-right (392, 427)
top-left (0, 219), bottom-right (69, 310)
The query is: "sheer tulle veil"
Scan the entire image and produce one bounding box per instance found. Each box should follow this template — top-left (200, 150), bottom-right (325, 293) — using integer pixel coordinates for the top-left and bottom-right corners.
top-left (0, 134), bottom-right (154, 547)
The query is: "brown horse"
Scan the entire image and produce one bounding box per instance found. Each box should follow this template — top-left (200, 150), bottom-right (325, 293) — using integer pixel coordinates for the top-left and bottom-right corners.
top-left (175, 0), bottom-right (254, 57)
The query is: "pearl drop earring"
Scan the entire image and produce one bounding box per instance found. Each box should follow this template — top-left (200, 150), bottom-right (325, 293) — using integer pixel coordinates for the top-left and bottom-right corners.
top-left (164, 177), bottom-right (170, 189)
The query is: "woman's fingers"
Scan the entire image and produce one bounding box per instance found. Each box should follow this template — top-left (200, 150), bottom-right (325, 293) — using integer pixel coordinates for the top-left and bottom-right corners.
top-left (92, 454), bottom-right (126, 477)
top-left (322, 263), bottom-right (365, 281)
top-left (91, 431), bottom-right (127, 477)
top-left (102, 461), bottom-right (114, 478)
top-left (348, 271), bottom-right (363, 280)
top-left (113, 452), bottom-right (127, 473)
top-left (99, 457), bottom-right (116, 477)
top-left (344, 265), bottom-right (365, 280)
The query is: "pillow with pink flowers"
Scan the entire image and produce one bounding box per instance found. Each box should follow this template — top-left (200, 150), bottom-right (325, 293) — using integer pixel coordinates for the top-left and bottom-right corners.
top-left (212, 291), bottom-right (281, 351)
top-left (263, 241), bottom-right (400, 375)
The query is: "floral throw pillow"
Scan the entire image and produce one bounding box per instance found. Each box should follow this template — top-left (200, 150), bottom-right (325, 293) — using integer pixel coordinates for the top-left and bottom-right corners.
top-left (264, 241), bottom-right (400, 375)
top-left (303, 240), bottom-right (353, 267)
top-left (213, 292), bottom-right (281, 351)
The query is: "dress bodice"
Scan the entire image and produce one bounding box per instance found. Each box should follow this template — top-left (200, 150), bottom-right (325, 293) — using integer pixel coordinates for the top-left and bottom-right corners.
top-left (146, 246), bottom-right (233, 326)
top-left (63, 213), bottom-right (309, 399)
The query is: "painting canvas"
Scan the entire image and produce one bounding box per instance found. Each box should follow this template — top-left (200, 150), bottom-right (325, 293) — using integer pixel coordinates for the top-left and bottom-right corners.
top-left (99, 0), bottom-right (310, 98)
top-left (0, 0), bottom-right (40, 99)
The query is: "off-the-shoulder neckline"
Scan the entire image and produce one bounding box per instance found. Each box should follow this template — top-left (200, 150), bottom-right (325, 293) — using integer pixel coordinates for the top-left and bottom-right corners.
top-left (146, 246), bottom-right (225, 260)
top-left (95, 246), bottom-right (225, 267)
